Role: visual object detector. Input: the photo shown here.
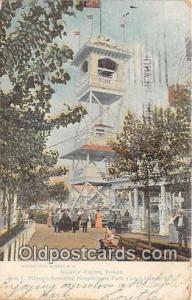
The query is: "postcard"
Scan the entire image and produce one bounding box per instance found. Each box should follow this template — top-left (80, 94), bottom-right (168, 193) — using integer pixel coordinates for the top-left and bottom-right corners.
top-left (0, 0), bottom-right (191, 299)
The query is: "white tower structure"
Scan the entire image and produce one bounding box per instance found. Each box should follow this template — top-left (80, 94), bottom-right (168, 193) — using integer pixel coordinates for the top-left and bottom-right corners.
top-left (61, 35), bottom-right (130, 210)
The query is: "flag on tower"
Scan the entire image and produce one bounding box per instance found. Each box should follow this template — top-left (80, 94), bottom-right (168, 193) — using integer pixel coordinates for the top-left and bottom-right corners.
top-left (84, 0), bottom-right (100, 8)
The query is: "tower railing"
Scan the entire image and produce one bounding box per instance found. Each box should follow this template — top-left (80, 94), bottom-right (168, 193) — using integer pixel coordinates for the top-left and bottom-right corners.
top-left (76, 73), bottom-right (125, 97)
top-left (72, 166), bottom-right (107, 185)
top-left (90, 73), bottom-right (125, 91)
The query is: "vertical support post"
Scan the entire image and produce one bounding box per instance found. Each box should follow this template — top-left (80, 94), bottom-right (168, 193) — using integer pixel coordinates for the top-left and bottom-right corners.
top-left (134, 188), bottom-right (139, 219)
top-left (167, 191), bottom-right (173, 212)
top-left (128, 191), bottom-right (133, 216)
top-left (19, 233), bottom-right (23, 247)
top-left (99, 104), bottom-right (104, 123)
top-left (86, 152), bottom-right (90, 167)
top-left (15, 236), bottom-right (20, 261)
top-left (110, 188), bottom-right (116, 207)
top-left (178, 192), bottom-right (183, 209)
top-left (22, 232), bottom-right (25, 246)
top-left (3, 247), bottom-right (9, 261)
top-left (25, 230), bottom-right (29, 245)
top-left (132, 187), bottom-right (141, 232)
top-left (141, 191), bottom-right (147, 231)
top-left (159, 184), bottom-right (169, 235)
top-left (12, 194), bottom-right (17, 225)
top-left (10, 241), bottom-right (15, 261)
top-left (88, 90), bottom-right (93, 123)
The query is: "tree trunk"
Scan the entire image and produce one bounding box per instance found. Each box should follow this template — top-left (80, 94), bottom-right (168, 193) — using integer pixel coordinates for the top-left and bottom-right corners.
top-left (2, 189), bottom-right (7, 229)
top-left (7, 193), bottom-right (12, 233)
top-left (17, 194), bottom-right (22, 225)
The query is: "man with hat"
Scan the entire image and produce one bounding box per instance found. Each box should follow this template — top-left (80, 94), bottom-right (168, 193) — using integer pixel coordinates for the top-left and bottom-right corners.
top-left (71, 208), bottom-right (79, 233)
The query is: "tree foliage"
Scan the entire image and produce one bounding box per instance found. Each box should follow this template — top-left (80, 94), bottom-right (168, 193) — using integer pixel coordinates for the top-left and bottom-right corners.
top-left (109, 89), bottom-right (191, 186)
top-left (0, 0), bottom-right (87, 216)
top-left (48, 182), bottom-right (69, 206)
top-left (108, 89), bottom-right (191, 245)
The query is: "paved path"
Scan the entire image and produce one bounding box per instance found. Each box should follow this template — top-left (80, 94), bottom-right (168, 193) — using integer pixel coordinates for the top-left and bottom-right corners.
top-left (29, 225), bottom-right (191, 253)
top-left (29, 224), bottom-right (105, 250)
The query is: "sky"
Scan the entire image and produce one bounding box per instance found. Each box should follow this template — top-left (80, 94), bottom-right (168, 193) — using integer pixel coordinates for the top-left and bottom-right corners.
top-left (45, 0), bottom-right (191, 166)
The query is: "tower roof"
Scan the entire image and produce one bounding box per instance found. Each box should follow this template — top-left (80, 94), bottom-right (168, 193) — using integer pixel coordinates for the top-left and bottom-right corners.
top-left (94, 123), bottom-right (113, 128)
top-left (72, 35), bottom-right (131, 66)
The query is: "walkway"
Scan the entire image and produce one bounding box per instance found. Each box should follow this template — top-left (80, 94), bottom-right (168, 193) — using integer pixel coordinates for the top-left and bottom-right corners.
top-left (29, 224), bottom-right (104, 250)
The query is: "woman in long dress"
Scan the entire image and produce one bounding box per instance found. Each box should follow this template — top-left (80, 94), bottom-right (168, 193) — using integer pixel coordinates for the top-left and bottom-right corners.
top-left (169, 213), bottom-right (179, 244)
top-left (95, 209), bottom-right (102, 228)
top-left (47, 212), bottom-right (52, 227)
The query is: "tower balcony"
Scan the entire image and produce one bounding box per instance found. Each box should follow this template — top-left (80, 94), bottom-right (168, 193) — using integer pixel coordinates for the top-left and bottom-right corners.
top-left (76, 72), bottom-right (125, 102)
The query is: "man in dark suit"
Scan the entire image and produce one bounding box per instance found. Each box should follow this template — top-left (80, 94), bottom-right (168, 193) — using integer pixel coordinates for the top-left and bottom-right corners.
top-left (174, 210), bottom-right (189, 248)
top-left (71, 209), bottom-right (79, 233)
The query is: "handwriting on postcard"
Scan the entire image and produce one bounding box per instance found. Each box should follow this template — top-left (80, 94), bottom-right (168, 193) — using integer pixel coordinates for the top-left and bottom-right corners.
top-left (0, 263), bottom-right (190, 300)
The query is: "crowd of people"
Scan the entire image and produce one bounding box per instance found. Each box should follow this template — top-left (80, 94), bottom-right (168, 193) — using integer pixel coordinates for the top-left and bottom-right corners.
top-left (105, 209), bottom-right (131, 233)
top-left (47, 206), bottom-right (189, 248)
top-left (47, 208), bottom-right (131, 234)
top-left (47, 208), bottom-right (89, 233)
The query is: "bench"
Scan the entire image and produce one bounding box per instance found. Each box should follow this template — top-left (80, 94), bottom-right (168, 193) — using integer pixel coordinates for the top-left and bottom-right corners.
top-left (99, 231), bottom-right (191, 261)
top-left (118, 236), bottom-right (191, 261)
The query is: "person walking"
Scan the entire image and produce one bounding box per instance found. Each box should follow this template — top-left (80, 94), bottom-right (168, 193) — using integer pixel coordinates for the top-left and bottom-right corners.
top-left (174, 210), bottom-right (189, 248)
top-left (115, 211), bottom-right (122, 233)
top-left (66, 209), bottom-right (72, 231)
top-left (168, 210), bottom-right (178, 244)
top-left (122, 210), bottom-right (129, 229)
top-left (53, 210), bottom-right (60, 233)
top-left (81, 210), bottom-right (89, 233)
top-left (107, 210), bottom-right (115, 230)
top-left (71, 209), bottom-right (79, 233)
top-left (95, 209), bottom-right (103, 228)
top-left (60, 210), bottom-right (68, 232)
top-left (47, 211), bottom-right (52, 228)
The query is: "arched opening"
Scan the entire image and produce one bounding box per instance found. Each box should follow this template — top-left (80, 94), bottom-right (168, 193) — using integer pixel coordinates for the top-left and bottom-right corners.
top-left (98, 58), bottom-right (118, 79)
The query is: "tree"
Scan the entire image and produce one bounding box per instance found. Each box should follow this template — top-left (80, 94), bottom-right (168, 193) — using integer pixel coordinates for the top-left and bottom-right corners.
top-left (0, 0), bottom-right (87, 231)
top-left (48, 182), bottom-right (69, 207)
top-left (109, 90), bottom-right (191, 245)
